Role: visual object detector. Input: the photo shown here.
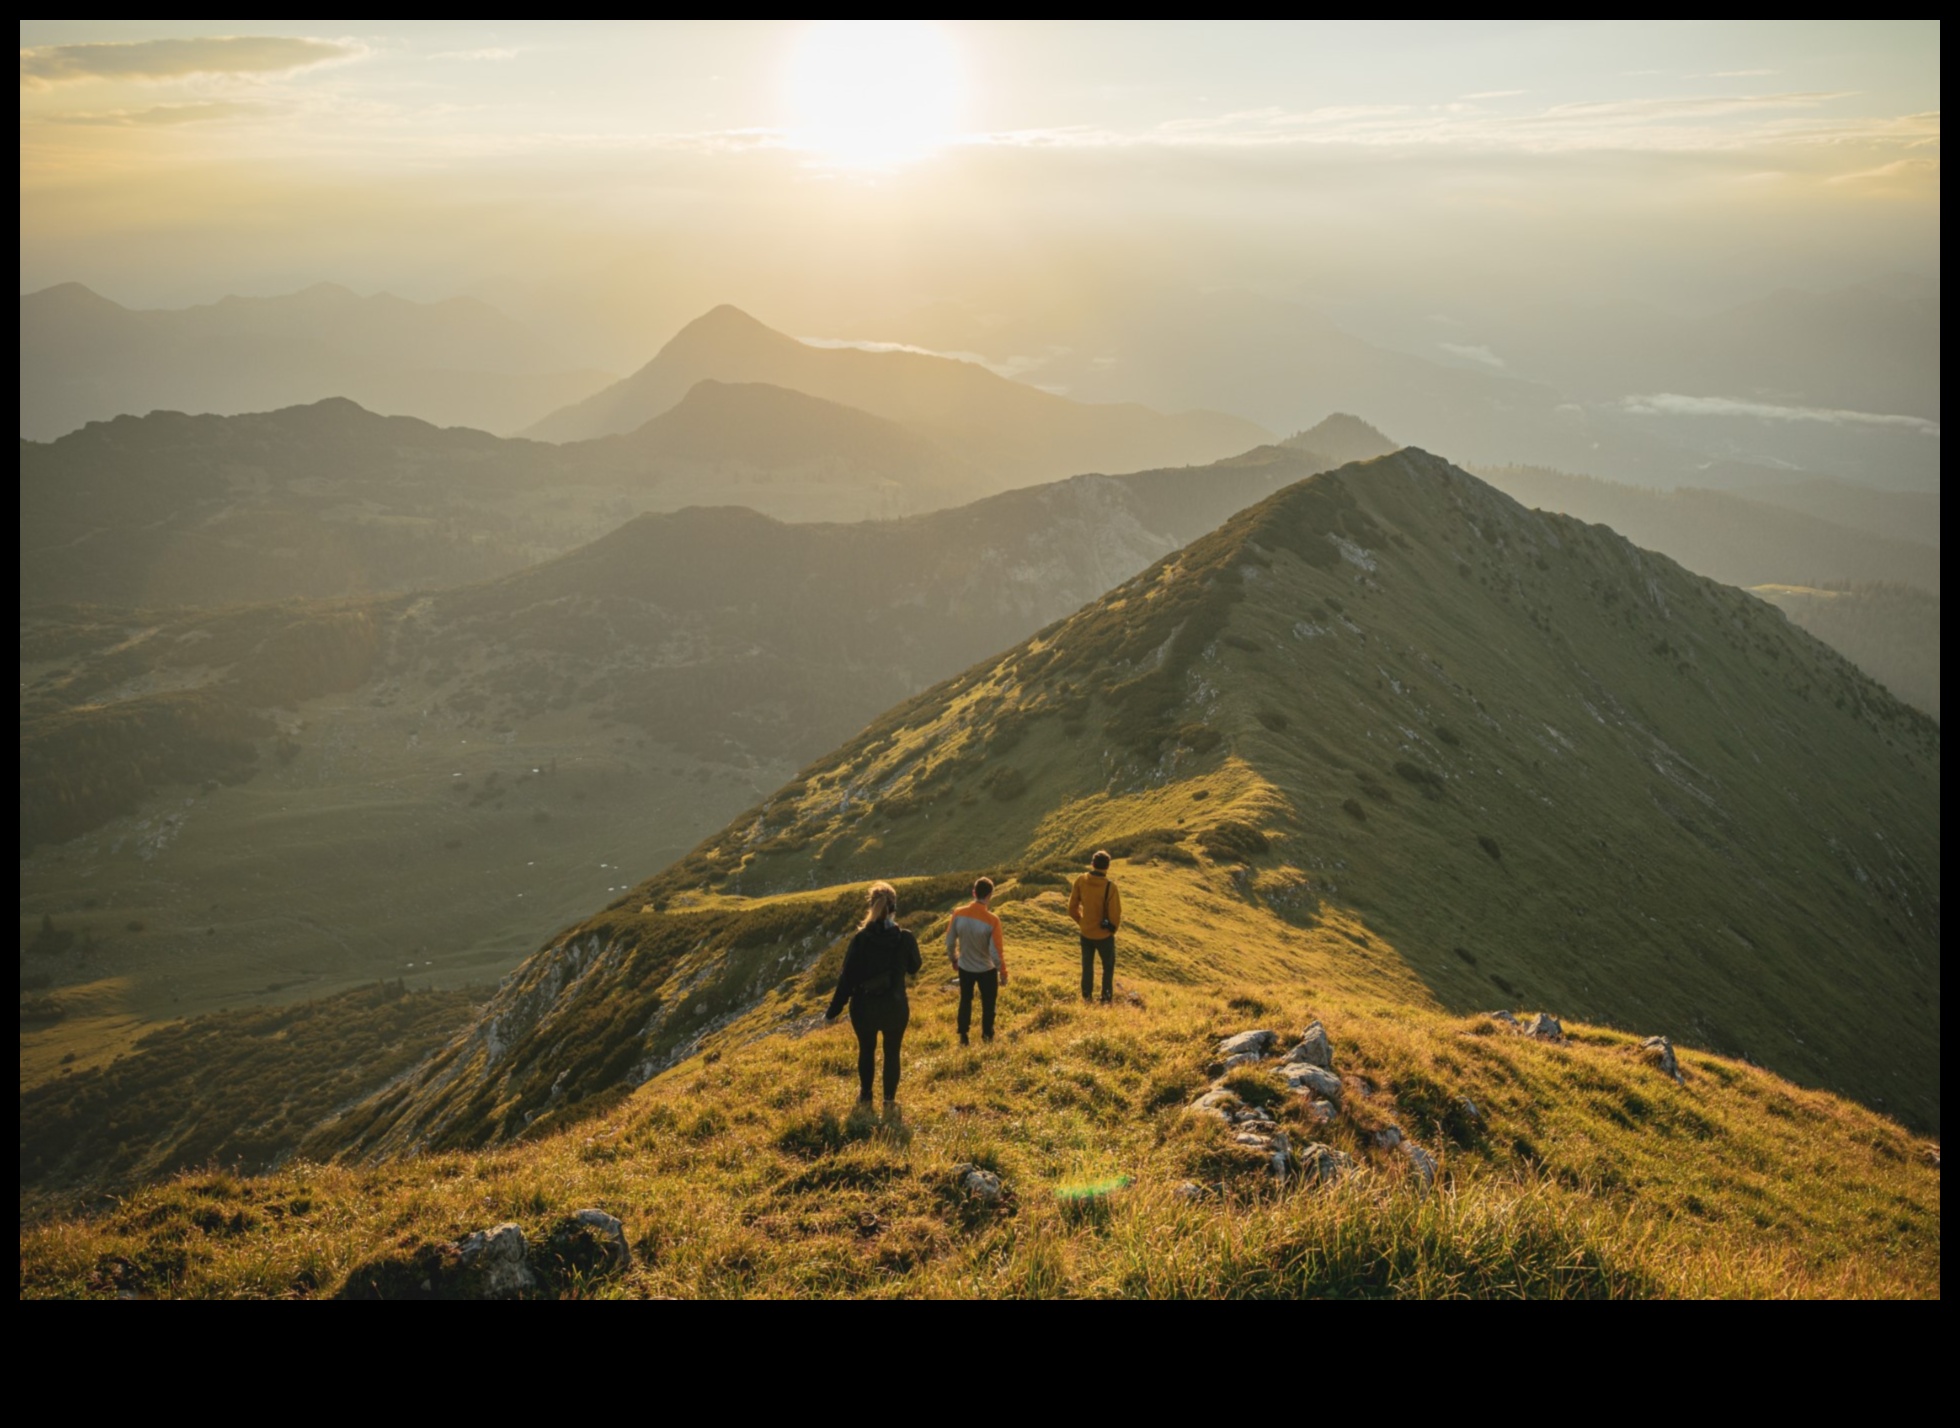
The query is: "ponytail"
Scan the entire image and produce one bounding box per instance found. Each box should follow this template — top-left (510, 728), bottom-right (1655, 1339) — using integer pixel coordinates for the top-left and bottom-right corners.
top-left (858, 880), bottom-right (899, 931)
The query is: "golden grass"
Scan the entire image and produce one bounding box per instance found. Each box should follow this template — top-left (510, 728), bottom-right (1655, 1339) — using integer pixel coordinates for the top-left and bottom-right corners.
top-left (20, 863), bottom-right (1938, 1299)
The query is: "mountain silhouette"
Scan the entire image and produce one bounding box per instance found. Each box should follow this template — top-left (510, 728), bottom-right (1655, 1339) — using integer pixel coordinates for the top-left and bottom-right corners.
top-left (522, 304), bottom-right (1271, 482)
top-left (18, 282), bottom-right (614, 441)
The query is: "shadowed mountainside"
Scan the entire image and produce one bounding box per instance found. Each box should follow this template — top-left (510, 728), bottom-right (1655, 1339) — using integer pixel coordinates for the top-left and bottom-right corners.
top-left (329, 452), bottom-right (1939, 1161)
top-left (1752, 582), bottom-right (1940, 721)
top-left (21, 384), bottom-right (997, 609)
top-left (1472, 464), bottom-right (1940, 595)
top-left (19, 444), bottom-right (1339, 1060)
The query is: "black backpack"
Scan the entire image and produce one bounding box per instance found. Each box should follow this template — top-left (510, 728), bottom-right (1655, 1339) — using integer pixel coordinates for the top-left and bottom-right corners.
top-left (855, 926), bottom-right (902, 998)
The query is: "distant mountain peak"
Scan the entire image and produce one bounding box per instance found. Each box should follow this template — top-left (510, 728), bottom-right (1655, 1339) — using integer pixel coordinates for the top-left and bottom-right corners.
top-left (1283, 413), bottom-right (1398, 466)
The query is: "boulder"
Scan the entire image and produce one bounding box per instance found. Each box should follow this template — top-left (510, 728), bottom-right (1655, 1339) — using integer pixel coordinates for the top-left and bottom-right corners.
top-left (1642, 1035), bottom-right (1682, 1082)
top-left (1374, 1126), bottom-right (1404, 1151)
top-left (1173, 1181), bottom-right (1208, 1202)
top-left (1221, 1052), bottom-right (1264, 1071)
top-left (452, 1223), bottom-right (537, 1299)
top-left (1487, 1010), bottom-right (1520, 1027)
top-left (1281, 1062), bottom-right (1342, 1100)
top-left (1289, 1021), bottom-right (1333, 1068)
top-left (1217, 1029), bottom-right (1277, 1059)
top-left (1522, 1012), bottom-right (1564, 1041)
top-left (1405, 1143), bottom-right (1438, 1190)
top-left (1305, 1098), bottom-right (1337, 1124)
top-left (1294, 1142), bottom-right (1354, 1186)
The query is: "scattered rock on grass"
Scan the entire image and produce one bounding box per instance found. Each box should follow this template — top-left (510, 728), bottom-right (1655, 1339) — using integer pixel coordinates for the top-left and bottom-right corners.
top-left (1173, 1181), bottom-right (1208, 1202)
top-left (1487, 1010), bottom-right (1520, 1027)
top-left (453, 1223), bottom-right (537, 1299)
top-left (1293, 1143), bottom-right (1354, 1186)
top-left (1281, 1062), bottom-right (1342, 1100)
top-left (1374, 1126), bottom-right (1403, 1151)
top-left (1188, 1087), bottom-right (1245, 1123)
top-left (955, 1166), bottom-right (1003, 1203)
top-left (1642, 1035), bottom-right (1682, 1082)
top-left (1522, 1012), bottom-right (1564, 1041)
top-left (1216, 1029), bottom-right (1276, 1059)
top-left (1221, 1052), bottom-right (1264, 1071)
top-left (1289, 1021), bottom-right (1333, 1068)
top-left (1235, 1127), bottom-right (1292, 1177)
top-left (549, 1207), bottom-right (632, 1278)
top-left (1405, 1143), bottom-right (1438, 1190)
top-left (1305, 1098), bottom-right (1336, 1124)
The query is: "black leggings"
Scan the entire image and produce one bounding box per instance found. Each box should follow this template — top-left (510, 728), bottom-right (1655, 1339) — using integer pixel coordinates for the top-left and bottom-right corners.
top-left (1081, 936), bottom-right (1115, 1002)
top-left (849, 996), bottom-right (909, 1101)
top-left (958, 969), bottom-right (999, 1040)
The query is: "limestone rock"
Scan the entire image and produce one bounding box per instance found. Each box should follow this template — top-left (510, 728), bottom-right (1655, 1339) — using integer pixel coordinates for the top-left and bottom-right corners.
top-left (1217, 1029), bottom-right (1277, 1059)
top-left (452, 1223), bottom-right (536, 1299)
top-left (1235, 1127), bottom-right (1291, 1176)
top-left (1294, 1142), bottom-right (1354, 1186)
top-left (1305, 1098), bottom-right (1337, 1124)
top-left (1173, 1181), bottom-right (1208, 1202)
top-left (1281, 1062), bottom-right (1342, 1100)
top-left (1522, 1012), bottom-right (1564, 1041)
top-left (1642, 1035), bottom-right (1682, 1082)
top-left (1374, 1126), bottom-right (1404, 1151)
top-left (1289, 1021), bottom-right (1333, 1068)
top-left (1487, 1010), bottom-right (1520, 1027)
top-left (1405, 1143), bottom-right (1438, 1190)
top-left (1221, 1052), bottom-right (1264, 1071)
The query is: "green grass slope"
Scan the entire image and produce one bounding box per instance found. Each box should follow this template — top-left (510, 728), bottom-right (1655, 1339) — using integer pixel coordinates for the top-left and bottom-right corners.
top-left (19, 861), bottom-right (1940, 1298)
top-left (331, 451), bottom-right (1938, 1162)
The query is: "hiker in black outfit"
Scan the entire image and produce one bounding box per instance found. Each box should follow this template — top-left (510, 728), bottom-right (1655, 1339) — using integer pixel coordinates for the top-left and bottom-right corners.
top-left (825, 880), bottom-right (922, 1111)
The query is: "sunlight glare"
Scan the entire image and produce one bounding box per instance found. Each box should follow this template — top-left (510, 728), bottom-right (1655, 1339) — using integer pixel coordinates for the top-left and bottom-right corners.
top-left (787, 21), bottom-right (965, 170)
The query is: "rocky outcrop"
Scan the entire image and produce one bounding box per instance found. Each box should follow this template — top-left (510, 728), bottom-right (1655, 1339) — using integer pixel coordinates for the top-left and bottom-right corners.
top-left (1642, 1035), bottom-right (1682, 1082)
top-left (1183, 1020), bottom-right (1441, 1194)
top-left (453, 1223), bottom-right (538, 1299)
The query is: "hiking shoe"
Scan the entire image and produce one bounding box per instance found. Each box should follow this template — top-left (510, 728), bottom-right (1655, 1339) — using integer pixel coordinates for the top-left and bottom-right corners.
top-left (958, 1033), bottom-right (970, 1047)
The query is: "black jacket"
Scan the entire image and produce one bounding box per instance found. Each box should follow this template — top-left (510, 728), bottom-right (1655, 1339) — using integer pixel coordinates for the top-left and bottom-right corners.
top-left (826, 921), bottom-right (923, 1020)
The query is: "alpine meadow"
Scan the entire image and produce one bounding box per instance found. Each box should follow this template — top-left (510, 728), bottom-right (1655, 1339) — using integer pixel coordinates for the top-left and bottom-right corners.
top-left (18, 20), bottom-right (1940, 1300)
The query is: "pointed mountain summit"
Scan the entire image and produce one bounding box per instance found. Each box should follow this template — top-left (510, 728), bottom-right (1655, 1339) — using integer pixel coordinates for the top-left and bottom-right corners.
top-left (522, 305), bottom-right (1270, 484)
top-left (1284, 412), bottom-right (1399, 467)
top-left (334, 450), bottom-right (1939, 1155)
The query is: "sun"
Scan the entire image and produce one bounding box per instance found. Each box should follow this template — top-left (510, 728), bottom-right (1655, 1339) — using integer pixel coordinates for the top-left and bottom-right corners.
top-left (787, 21), bottom-right (965, 170)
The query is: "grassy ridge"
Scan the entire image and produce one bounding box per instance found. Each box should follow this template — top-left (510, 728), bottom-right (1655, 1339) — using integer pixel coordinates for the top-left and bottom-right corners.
top-left (18, 863), bottom-right (1938, 1298)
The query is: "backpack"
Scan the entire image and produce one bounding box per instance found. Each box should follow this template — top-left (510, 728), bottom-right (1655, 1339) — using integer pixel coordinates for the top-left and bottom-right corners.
top-left (1096, 877), bottom-right (1118, 932)
top-left (855, 925), bottom-right (902, 998)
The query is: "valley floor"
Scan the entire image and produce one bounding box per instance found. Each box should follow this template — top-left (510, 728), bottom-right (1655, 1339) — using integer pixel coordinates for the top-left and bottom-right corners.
top-left (19, 864), bottom-right (1940, 1299)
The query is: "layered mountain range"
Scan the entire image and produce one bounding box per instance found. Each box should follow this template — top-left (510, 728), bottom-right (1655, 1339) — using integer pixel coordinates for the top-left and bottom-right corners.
top-left (330, 451), bottom-right (1939, 1161)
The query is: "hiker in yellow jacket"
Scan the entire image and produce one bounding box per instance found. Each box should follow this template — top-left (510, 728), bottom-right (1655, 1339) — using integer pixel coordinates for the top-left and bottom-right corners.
top-left (1068, 850), bottom-right (1122, 1004)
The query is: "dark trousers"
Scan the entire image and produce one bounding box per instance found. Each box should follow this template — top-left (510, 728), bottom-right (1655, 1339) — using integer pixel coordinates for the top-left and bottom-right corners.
top-left (1081, 936), bottom-right (1115, 1002)
top-left (957, 968), bottom-right (999, 1040)
top-left (849, 996), bottom-right (909, 1102)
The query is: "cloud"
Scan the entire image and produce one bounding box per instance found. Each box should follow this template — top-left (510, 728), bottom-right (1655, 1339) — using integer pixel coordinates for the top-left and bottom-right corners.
top-left (1437, 341), bottom-right (1506, 368)
top-left (19, 36), bottom-right (359, 89)
top-left (980, 89), bottom-right (1914, 156)
top-left (798, 334), bottom-right (1066, 381)
top-left (1460, 90), bottom-right (1525, 100)
top-left (1621, 393), bottom-right (1940, 434)
top-left (42, 100), bottom-right (263, 126)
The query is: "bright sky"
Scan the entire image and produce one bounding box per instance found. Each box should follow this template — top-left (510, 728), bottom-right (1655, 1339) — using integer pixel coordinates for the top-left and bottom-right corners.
top-left (17, 21), bottom-right (1942, 352)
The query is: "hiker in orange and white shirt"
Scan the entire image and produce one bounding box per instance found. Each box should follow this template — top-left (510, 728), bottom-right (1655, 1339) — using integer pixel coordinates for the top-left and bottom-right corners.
top-left (946, 877), bottom-right (1009, 1046)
